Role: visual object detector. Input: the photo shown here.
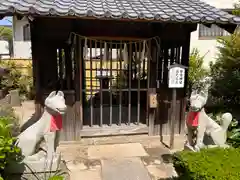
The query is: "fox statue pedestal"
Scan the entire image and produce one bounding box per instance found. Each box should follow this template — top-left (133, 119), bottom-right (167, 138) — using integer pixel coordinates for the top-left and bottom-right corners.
top-left (6, 151), bottom-right (62, 173)
top-left (6, 157), bottom-right (69, 180)
top-left (6, 91), bottom-right (70, 180)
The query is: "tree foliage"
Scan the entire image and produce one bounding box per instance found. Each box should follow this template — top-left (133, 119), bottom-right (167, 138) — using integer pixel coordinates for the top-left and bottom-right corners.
top-left (0, 27), bottom-right (12, 41)
top-left (209, 30), bottom-right (240, 111)
top-left (233, 1), bottom-right (240, 16)
top-left (188, 48), bottom-right (209, 94)
top-left (0, 27), bottom-right (13, 56)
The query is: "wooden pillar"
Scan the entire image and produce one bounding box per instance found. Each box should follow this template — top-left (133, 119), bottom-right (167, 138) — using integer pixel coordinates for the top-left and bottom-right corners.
top-left (30, 20), bottom-right (42, 117)
top-left (148, 44), bottom-right (157, 136)
top-left (180, 32), bottom-right (191, 134)
top-left (74, 36), bottom-right (83, 140)
top-left (43, 46), bottom-right (58, 90)
top-left (64, 46), bottom-right (72, 90)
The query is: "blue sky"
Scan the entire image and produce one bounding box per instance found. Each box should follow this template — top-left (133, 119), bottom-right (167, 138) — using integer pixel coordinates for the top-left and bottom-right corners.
top-left (0, 17), bottom-right (12, 26)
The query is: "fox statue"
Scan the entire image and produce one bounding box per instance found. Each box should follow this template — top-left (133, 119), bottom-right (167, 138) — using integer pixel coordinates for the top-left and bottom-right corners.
top-left (185, 88), bottom-right (232, 151)
top-left (9, 91), bottom-right (67, 173)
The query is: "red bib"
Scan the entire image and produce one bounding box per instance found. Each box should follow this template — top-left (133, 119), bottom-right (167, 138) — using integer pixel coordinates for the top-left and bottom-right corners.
top-left (187, 112), bottom-right (200, 127)
top-left (50, 114), bottom-right (63, 132)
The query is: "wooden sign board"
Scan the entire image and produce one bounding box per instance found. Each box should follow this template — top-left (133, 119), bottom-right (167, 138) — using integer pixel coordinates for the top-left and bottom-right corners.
top-left (168, 66), bottom-right (185, 88)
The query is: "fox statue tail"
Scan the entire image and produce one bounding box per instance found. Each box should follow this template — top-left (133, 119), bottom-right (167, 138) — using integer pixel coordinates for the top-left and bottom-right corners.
top-left (221, 113), bottom-right (233, 130)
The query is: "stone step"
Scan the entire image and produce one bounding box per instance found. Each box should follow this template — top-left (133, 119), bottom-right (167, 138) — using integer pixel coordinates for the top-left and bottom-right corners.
top-left (101, 157), bottom-right (151, 180)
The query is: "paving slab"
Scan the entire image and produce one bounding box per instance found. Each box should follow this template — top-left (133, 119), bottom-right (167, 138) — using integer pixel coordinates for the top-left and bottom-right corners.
top-left (146, 165), bottom-right (168, 180)
top-left (88, 143), bottom-right (148, 159)
top-left (70, 169), bottom-right (102, 180)
top-left (101, 157), bottom-right (151, 180)
top-left (146, 164), bottom-right (176, 180)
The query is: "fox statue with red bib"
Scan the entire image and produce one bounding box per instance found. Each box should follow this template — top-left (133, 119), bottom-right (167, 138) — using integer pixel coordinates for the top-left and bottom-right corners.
top-left (185, 88), bottom-right (232, 152)
top-left (9, 91), bottom-right (67, 173)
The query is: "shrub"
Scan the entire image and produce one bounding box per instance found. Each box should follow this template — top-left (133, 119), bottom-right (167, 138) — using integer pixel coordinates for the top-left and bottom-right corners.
top-left (18, 63), bottom-right (34, 100)
top-left (173, 148), bottom-right (240, 180)
top-left (0, 105), bottom-right (20, 137)
top-left (227, 118), bottom-right (240, 148)
top-left (0, 60), bottom-right (34, 100)
top-left (0, 105), bottom-right (21, 179)
top-left (207, 112), bottom-right (240, 148)
top-left (0, 116), bottom-right (21, 178)
top-left (0, 61), bottom-right (22, 91)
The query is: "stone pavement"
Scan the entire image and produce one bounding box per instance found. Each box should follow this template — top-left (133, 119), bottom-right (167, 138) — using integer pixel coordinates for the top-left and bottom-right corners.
top-left (58, 135), bottom-right (184, 180)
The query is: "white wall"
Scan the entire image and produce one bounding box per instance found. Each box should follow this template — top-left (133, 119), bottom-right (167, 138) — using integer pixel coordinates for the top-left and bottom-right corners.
top-left (0, 40), bottom-right (10, 59)
top-left (12, 16), bottom-right (31, 59)
top-left (202, 0), bottom-right (237, 9)
top-left (190, 0), bottom-right (238, 68)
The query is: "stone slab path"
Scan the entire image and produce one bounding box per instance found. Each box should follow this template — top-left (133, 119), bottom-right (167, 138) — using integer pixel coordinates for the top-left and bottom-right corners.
top-left (102, 157), bottom-right (151, 180)
top-left (58, 136), bottom-right (183, 180)
top-left (88, 143), bottom-right (148, 159)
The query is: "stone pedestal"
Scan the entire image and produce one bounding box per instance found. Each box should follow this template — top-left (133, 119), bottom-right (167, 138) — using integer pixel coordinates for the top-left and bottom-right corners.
top-left (5, 153), bottom-right (70, 180)
top-left (5, 160), bottom-right (70, 180)
top-left (6, 153), bottom-right (61, 173)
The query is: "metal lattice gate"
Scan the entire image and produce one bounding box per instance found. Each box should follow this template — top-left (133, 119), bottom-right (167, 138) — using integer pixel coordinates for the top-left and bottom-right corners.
top-left (78, 38), bottom-right (157, 135)
top-left (33, 25), bottom-right (187, 140)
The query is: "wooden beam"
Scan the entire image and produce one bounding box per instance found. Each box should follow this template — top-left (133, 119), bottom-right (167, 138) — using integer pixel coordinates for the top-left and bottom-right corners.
top-left (0, 15), bottom-right (5, 20)
top-left (16, 15), bottom-right (24, 20)
top-left (217, 24), bottom-right (237, 34)
top-left (187, 23), bottom-right (197, 32)
top-left (202, 23), bottom-right (212, 28)
top-left (87, 36), bottom-right (147, 41)
top-left (33, 15), bottom-right (206, 26)
top-left (80, 124), bottom-right (148, 137)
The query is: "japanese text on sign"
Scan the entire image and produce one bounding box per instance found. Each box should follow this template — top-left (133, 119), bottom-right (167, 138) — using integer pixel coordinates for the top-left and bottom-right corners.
top-left (168, 67), bottom-right (185, 88)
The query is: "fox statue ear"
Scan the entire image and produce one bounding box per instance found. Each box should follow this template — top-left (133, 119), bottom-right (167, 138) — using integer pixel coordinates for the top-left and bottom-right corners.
top-left (48, 91), bottom-right (56, 98)
top-left (57, 91), bottom-right (64, 97)
top-left (190, 90), bottom-right (197, 97)
top-left (202, 87), bottom-right (209, 98)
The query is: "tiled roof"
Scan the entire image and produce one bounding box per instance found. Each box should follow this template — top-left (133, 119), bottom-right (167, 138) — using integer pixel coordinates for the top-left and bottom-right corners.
top-left (0, 0), bottom-right (240, 24)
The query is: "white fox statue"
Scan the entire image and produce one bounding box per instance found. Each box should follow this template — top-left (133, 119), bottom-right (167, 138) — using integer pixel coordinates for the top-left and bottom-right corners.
top-left (185, 88), bottom-right (232, 151)
top-left (8, 91), bottom-right (67, 173)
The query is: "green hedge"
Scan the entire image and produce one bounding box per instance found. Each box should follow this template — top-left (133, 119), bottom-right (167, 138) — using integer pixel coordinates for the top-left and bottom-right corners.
top-left (173, 148), bottom-right (240, 180)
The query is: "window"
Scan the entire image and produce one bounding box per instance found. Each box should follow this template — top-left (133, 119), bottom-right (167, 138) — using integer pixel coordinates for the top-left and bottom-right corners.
top-left (198, 24), bottom-right (229, 39)
top-left (23, 24), bottom-right (31, 41)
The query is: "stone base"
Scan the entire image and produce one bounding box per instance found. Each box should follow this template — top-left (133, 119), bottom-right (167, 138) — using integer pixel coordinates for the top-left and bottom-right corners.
top-left (204, 144), bottom-right (230, 149)
top-left (6, 153), bottom-right (61, 173)
top-left (184, 143), bottom-right (196, 152)
top-left (5, 161), bottom-right (70, 180)
top-left (184, 143), bottom-right (230, 152)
